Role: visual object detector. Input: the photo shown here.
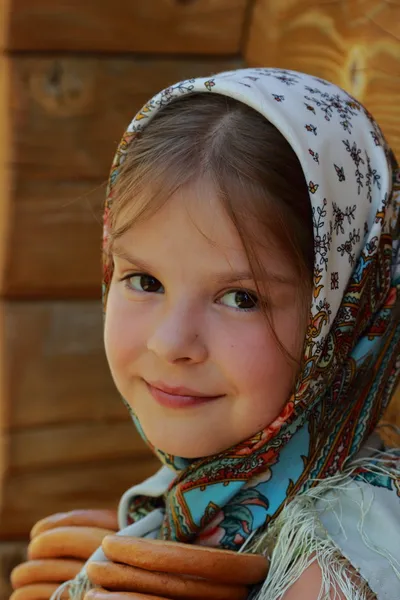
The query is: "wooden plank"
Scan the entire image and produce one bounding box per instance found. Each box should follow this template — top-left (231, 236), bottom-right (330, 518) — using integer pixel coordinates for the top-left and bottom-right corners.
top-left (244, 0), bottom-right (400, 160)
top-left (7, 421), bottom-right (151, 472)
top-left (2, 301), bottom-right (127, 429)
top-left (0, 55), bottom-right (12, 298)
top-left (0, 0), bottom-right (11, 50)
top-left (11, 56), bottom-right (242, 181)
top-left (5, 0), bottom-right (248, 54)
top-left (4, 180), bottom-right (104, 299)
top-left (0, 456), bottom-right (160, 538)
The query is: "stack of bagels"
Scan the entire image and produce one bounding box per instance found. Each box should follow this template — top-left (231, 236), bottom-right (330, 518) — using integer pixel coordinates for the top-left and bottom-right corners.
top-left (10, 509), bottom-right (119, 600)
top-left (10, 510), bottom-right (269, 600)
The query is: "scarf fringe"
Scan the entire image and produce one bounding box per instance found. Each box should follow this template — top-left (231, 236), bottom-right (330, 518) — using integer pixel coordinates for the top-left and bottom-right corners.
top-left (49, 570), bottom-right (92, 600)
top-left (68, 571), bottom-right (93, 600)
top-left (246, 451), bottom-right (399, 600)
top-left (247, 496), bottom-right (371, 600)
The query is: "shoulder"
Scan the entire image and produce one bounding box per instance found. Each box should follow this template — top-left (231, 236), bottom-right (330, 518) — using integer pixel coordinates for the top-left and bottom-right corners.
top-left (280, 561), bottom-right (350, 600)
top-left (250, 463), bottom-right (400, 600)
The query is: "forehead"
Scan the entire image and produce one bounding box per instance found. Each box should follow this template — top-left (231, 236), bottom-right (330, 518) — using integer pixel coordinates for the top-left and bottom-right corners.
top-left (117, 182), bottom-right (245, 258)
top-left (113, 181), bottom-right (297, 281)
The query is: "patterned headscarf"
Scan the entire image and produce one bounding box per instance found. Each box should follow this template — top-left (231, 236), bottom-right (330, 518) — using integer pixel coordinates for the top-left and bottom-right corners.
top-left (103, 69), bottom-right (400, 550)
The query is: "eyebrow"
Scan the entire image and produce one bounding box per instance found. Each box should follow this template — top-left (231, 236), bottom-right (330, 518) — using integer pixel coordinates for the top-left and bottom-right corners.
top-left (112, 249), bottom-right (295, 286)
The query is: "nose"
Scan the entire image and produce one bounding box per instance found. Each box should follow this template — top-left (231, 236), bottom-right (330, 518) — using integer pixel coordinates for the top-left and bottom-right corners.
top-left (146, 302), bottom-right (208, 364)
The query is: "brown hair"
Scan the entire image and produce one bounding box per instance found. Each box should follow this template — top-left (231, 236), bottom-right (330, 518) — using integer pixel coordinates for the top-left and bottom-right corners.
top-left (108, 93), bottom-right (314, 362)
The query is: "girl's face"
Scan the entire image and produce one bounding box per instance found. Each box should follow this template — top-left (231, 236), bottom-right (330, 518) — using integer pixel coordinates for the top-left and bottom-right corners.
top-left (104, 183), bottom-right (309, 458)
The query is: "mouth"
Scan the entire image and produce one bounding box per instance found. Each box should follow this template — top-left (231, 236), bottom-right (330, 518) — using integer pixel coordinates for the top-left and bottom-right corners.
top-left (145, 380), bottom-right (224, 409)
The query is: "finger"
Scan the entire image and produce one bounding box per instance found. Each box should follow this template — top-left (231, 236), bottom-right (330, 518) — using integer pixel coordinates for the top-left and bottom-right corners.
top-left (31, 510), bottom-right (119, 539)
top-left (11, 559), bottom-right (84, 589)
top-left (85, 588), bottom-right (170, 600)
top-left (102, 535), bottom-right (269, 585)
top-left (10, 583), bottom-right (69, 600)
top-left (28, 527), bottom-right (114, 561)
top-left (86, 561), bottom-right (248, 600)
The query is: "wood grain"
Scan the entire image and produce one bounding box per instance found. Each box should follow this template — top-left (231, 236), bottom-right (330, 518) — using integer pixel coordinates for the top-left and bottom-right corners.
top-left (4, 180), bottom-right (104, 299)
top-left (0, 0), bottom-right (11, 50)
top-left (0, 456), bottom-right (160, 537)
top-left (10, 56), bottom-right (241, 181)
top-left (5, 0), bottom-right (248, 54)
top-left (1, 301), bottom-right (125, 429)
top-left (7, 421), bottom-right (151, 472)
top-left (0, 55), bottom-right (12, 298)
top-left (244, 0), bottom-right (400, 160)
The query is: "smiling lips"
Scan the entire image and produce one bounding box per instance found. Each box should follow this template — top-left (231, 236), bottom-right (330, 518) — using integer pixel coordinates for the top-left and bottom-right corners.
top-left (145, 380), bottom-right (224, 409)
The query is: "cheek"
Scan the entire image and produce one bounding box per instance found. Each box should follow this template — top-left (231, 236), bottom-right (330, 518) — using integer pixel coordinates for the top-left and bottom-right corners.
top-left (215, 307), bottom-right (303, 429)
top-left (214, 318), bottom-right (294, 398)
top-left (104, 286), bottom-right (145, 379)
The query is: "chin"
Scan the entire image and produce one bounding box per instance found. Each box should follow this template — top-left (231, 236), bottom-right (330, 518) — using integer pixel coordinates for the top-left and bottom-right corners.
top-left (138, 418), bottom-right (231, 459)
top-left (152, 437), bottom-right (222, 459)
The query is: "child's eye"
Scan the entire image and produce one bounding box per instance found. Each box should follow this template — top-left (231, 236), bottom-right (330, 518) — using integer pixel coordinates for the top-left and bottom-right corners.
top-left (219, 290), bottom-right (258, 311)
top-left (124, 273), bottom-right (164, 293)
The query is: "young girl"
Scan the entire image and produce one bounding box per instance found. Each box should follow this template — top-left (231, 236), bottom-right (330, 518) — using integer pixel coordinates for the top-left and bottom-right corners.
top-left (13, 68), bottom-right (400, 599)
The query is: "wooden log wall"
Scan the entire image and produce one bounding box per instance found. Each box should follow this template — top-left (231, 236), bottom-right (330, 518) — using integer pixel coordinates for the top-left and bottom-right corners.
top-left (0, 1), bottom-right (399, 594)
